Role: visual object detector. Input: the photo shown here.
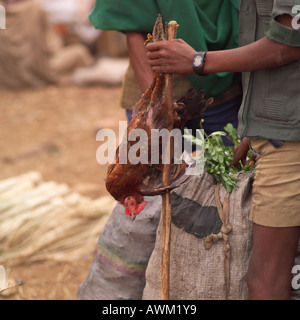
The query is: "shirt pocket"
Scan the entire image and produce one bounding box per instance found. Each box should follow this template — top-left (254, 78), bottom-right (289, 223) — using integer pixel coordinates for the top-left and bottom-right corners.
top-left (256, 0), bottom-right (273, 31)
top-left (264, 60), bottom-right (300, 125)
top-left (275, 0), bottom-right (295, 7)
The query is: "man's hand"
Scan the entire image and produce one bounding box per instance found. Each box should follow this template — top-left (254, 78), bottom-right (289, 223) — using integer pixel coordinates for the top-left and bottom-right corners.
top-left (231, 137), bottom-right (256, 168)
top-left (146, 30), bottom-right (300, 76)
top-left (146, 39), bottom-right (196, 74)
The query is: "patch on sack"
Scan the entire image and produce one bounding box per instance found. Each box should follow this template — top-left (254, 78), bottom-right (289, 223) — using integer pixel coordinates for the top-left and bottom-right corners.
top-left (171, 193), bottom-right (222, 239)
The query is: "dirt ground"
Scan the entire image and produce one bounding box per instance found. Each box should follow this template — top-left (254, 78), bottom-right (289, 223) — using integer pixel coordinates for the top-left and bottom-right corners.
top-left (0, 84), bottom-right (126, 300)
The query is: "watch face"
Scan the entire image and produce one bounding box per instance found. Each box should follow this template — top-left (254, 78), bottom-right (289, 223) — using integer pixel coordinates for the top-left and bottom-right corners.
top-left (194, 55), bottom-right (203, 67)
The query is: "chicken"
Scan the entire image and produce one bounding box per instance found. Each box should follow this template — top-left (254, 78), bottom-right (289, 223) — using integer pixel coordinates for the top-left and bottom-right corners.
top-left (105, 16), bottom-right (213, 220)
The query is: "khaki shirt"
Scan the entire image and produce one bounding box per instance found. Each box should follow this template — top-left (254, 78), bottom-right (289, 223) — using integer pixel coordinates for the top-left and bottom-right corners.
top-left (238, 0), bottom-right (300, 141)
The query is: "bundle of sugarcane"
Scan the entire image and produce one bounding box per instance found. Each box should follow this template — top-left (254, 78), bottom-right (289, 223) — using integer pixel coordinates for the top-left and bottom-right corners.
top-left (0, 172), bottom-right (115, 265)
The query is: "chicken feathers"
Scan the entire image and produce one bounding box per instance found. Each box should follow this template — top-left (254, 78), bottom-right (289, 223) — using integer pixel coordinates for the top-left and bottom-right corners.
top-left (105, 16), bottom-right (213, 220)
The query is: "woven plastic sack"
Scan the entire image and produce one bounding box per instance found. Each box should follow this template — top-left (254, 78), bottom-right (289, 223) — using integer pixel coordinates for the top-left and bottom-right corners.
top-left (77, 196), bottom-right (161, 300)
top-left (142, 172), bottom-right (255, 300)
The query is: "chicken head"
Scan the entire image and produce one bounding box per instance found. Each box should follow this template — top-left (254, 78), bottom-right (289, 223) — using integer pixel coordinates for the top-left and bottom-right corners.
top-left (124, 196), bottom-right (148, 221)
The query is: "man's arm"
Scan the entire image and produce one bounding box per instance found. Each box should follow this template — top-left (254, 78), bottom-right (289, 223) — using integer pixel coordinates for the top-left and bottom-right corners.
top-left (126, 32), bottom-right (153, 92)
top-left (146, 15), bottom-right (300, 75)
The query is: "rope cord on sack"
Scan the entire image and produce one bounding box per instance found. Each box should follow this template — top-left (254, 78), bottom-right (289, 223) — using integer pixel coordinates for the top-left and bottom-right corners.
top-left (204, 182), bottom-right (232, 300)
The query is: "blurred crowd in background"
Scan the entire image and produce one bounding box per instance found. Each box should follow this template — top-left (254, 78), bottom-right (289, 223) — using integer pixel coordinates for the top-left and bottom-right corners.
top-left (0, 0), bottom-right (129, 90)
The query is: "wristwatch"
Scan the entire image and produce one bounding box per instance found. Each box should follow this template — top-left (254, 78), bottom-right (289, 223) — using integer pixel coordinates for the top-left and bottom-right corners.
top-left (192, 51), bottom-right (207, 76)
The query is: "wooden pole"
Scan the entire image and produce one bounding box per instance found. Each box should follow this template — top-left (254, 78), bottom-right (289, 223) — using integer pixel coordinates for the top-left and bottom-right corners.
top-left (160, 20), bottom-right (178, 301)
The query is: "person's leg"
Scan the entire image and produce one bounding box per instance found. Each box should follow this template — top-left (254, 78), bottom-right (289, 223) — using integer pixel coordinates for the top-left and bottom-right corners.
top-left (247, 224), bottom-right (300, 300)
top-left (247, 139), bottom-right (300, 299)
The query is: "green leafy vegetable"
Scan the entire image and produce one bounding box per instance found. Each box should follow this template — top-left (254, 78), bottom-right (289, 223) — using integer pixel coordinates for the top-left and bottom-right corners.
top-left (184, 122), bottom-right (255, 193)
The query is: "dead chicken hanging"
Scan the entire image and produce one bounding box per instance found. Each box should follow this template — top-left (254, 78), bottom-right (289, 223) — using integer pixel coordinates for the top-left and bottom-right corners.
top-left (105, 16), bottom-right (213, 220)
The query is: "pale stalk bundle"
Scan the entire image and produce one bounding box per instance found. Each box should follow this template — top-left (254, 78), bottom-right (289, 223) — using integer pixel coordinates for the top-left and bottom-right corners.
top-left (0, 182), bottom-right (70, 222)
top-left (0, 171), bottom-right (42, 195)
top-left (0, 172), bottom-right (115, 265)
top-left (0, 173), bottom-right (41, 200)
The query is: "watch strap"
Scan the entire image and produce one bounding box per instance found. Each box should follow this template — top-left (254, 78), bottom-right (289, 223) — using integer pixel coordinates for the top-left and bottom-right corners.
top-left (192, 51), bottom-right (207, 76)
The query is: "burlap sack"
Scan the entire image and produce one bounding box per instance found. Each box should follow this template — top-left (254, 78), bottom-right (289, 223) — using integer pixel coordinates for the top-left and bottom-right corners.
top-left (142, 172), bottom-right (255, 300)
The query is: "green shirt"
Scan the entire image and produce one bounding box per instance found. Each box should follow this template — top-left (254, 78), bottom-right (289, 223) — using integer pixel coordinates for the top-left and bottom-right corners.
top-left (89, 0), bottom-right (241, 98)
top-left (238, 0), bottom-right (300, 141)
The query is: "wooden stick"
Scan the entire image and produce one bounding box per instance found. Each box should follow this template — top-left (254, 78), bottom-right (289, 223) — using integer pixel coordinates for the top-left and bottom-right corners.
top-left (160, 20), bottom-right (178, 301)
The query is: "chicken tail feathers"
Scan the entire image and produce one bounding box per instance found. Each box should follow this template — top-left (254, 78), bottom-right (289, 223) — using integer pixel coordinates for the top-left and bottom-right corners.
top-left (176, 88), bottom-right (214, 123)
